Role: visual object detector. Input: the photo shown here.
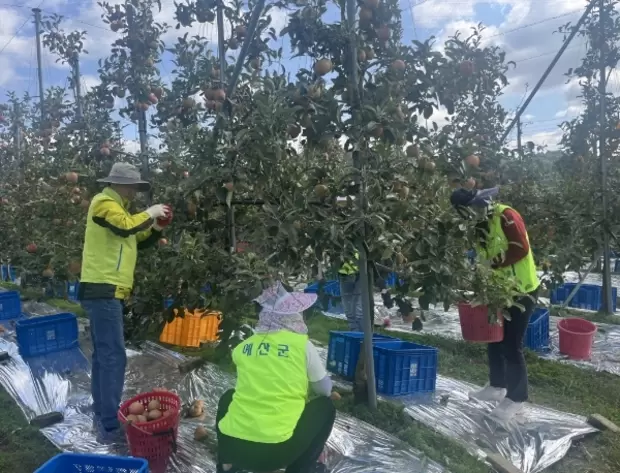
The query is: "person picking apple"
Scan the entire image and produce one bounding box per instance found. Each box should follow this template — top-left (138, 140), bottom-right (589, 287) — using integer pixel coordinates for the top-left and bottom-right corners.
top-left (450, 187), bottom-right (539, 422)
top-left (78, 162), bottom-right (173, 441)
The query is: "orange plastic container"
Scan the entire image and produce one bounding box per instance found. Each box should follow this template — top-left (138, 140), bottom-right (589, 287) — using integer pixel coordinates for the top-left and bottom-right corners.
top-left (159, 309), bottom-right (222, 347)
top-left (197, 310), bottom-right (222, 342)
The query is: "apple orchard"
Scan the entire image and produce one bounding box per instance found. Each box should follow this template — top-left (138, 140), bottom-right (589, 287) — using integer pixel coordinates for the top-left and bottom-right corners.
top-left (0, 0), bottom-right (617, 346)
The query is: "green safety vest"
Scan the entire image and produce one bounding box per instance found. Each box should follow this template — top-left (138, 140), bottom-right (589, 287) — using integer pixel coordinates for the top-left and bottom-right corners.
top-left (339, 251), bottom-right (359, 275)
top-left (80, 188), bottom-right (153, 299)
top-left (218, 331), bottom-right (309, 443)
top-left (479, 204), bottom-right (540, 293)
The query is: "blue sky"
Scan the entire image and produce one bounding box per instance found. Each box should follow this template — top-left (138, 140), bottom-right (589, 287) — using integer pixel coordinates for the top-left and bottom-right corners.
top-left (0, 0), bottom-right (602, 151)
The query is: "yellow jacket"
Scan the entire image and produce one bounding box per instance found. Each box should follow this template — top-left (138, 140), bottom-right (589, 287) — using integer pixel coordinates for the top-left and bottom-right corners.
top-left (79, 187), bottom-right (160, 300)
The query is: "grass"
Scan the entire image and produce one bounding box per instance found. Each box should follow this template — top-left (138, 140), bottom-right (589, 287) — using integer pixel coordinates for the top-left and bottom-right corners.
top-left (550, 305), bottom-right (620, 326)
top-left (45, 298), bottom-right (86, 318)
top-left (306, 314), bottom-right (620, 473)
top-left (332, 391), bottom-right (489, 473)
top-left (0, 386), bottom-right (59, 473)
top-left (1, 291), bottom-right (619, 473)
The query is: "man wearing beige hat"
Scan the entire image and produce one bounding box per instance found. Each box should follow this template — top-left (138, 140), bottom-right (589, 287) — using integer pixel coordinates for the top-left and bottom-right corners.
top-left (79, 162), bottom-right (173, 440)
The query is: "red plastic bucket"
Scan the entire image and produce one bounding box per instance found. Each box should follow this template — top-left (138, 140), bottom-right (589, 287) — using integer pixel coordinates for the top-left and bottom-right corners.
top-left (557, 318), bottom-right (597, 360)
top-left (458, 303), bottom-right (504, 343)
top-left (118, 391), bottom-right (181, 473)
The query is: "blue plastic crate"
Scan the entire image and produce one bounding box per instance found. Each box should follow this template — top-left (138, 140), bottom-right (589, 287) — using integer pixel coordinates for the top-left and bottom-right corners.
top-left (305, 280), bottom-right (343, 314)
top-left (326, 331), bottom-right (396, 379)
top-left (16, 312), bottom-right (79, 357)
top-left (525, 308), bottom-right (550, 351)
top-left (67, 281), bottom-right (80, 302)
top-left (551, 283), bottom-right (617, 312)
top-left (0, 290), bottom-right (21, 320)
top-left (35, 453), bottom-right (148, 473)
top-left (373, 340), bottom-right (438, 396)
top-left (385, 272), bottom-right (405, 288)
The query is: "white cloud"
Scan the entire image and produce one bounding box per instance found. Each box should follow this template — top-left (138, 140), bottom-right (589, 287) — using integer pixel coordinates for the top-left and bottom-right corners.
top-left (522, 128), bottom-right (564, 150)
top-left (554, 104), bottom-right (583, 119)
top-left (416, 0), bottom-right (590, 107)
top-left (69, 0), bottom-right (288, 60)
top-left (122, 138), bottom-right (141, 154)
top-left (0, 0), bottom-right (597, 148)
top-left (414, 0), bottom-right (521, 29)
top-left (81, 74), bottom-right (101, 92)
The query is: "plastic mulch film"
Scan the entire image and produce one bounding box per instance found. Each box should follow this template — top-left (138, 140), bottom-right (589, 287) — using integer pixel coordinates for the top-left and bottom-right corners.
top-left (0, 331), bottom-right (449, 473)
top-left (0, 304), bottom-right (598, 473)
top-left (380, 301), bottom-right (620, 377)
top-left (312, 346), bottom-right (598, 473)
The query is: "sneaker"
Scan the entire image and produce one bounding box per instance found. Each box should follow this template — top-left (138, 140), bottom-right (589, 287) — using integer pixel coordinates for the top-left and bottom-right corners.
top-left (490, 398), bottom-right (524, 422)
top-left (468, 384), bottom-right (507, 402)
top-left (96, 426), bottom-right (126, 445)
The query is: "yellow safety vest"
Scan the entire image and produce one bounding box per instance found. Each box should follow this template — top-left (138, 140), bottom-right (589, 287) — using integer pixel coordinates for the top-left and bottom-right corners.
top-left (218, 331), bottom-right (309, 443)
top-left (339, 251), bottom-right (359, 275)
top-left (479, 204), bottom-right (540, 293)
top-left (80, 188), bottom-right (154, 299)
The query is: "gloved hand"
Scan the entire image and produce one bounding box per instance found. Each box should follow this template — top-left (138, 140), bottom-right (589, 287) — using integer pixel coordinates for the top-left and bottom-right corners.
top-left (145, 204), bottom-right (170, 220)
top-left (154, 206), bottom-right (173, 231)
top-left (412, 317), bottom-right (423, 332)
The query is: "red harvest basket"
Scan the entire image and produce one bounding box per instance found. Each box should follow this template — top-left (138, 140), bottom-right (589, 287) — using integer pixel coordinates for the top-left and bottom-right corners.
top-left (118, 391), bottom-right (181, 473)
top-left (557, 318), bottom-right (597, 360)
top-left (458, 303), bottom-right (504, 343)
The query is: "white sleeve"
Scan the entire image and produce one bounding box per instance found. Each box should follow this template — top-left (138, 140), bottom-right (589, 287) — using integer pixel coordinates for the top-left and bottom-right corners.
top-left (306, 341), bottom-right (328, 383)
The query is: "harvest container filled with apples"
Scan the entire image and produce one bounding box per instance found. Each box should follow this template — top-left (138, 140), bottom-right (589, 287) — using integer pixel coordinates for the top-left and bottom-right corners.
top-left (118, 390), bottom-right (182, 473)
top-left (124, 397), bottom-right (171, 424)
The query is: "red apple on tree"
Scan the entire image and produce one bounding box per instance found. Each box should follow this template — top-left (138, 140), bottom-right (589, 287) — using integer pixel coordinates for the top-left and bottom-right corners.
top-left (459, 60), bottom-right (475, 76)
top-left (376, 25), bottom-right (391, 41)
top-left (391, 59), bottom-right (406, 72)
top-left (465, 154), bottom-right (480, 167)
top-left (65, 172), bottom-right (79, 183)
top-left (26, 243), bottom-right (37, 254)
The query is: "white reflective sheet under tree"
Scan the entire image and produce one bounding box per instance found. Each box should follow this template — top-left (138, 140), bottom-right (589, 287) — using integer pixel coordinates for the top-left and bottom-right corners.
top-left (0, 327), bottom-right (449, 473)
top-left (0, 301), bottom-right (599, 473)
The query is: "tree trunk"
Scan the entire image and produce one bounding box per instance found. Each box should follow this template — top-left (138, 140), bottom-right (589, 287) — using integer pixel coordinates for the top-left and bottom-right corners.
top-left (353, 340), bottom-right (369, 404)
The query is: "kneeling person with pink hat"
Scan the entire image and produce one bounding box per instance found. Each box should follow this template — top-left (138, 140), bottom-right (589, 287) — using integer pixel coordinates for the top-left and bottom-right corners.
top-left (216, 282), bottom-right (335, 473)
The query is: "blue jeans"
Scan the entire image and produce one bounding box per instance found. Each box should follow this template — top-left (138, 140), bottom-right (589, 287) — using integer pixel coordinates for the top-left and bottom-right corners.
top-left (81, 299), bottom-right (127, 431)
top-left (339, 274), bottom-right (363, 332)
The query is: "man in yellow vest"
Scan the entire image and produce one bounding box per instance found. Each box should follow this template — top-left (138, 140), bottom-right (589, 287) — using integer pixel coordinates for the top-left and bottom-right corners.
top-left (216, 282), bottom-right (335, 473)
top-left (451, 187), bottom-right (540, 421)
top-left (79, 162), bottom-right (172, 438)
top-left (338, 250), bottom-right (364, 331)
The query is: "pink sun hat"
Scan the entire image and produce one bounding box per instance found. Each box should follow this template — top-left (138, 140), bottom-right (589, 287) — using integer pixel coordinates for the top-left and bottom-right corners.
top-left (254, 281), bottom-right (318, 314)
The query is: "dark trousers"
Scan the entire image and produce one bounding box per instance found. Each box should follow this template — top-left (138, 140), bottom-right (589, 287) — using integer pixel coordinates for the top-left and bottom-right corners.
top-left (81, 298), bottom-right (127, 430)
top-left (488, 290), bottom-right (538, 403)
top-left (216, 389), bottom-right (336, 473)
